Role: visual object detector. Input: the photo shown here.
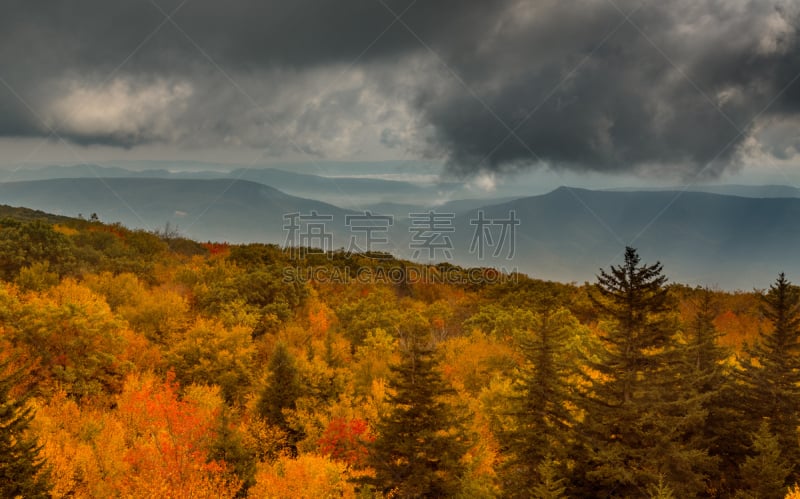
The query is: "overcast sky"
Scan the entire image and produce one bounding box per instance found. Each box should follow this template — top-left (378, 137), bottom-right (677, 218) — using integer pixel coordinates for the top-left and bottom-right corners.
top-left (1, 0), bottom-right (799, 184)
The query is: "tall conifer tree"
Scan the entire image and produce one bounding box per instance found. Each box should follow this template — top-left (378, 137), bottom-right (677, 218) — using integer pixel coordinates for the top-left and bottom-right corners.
top-left (575, 247), bottom-right (713, 497)
top-left (0, 359), bottom-right (50, 498)
top-left (256, 342), bottom-right (303, 452)
top-left (501, 308), bottom-right (578, 498)
top-left (361, 319), bottom-right (469, 498)
top-left (737, 422), bottom-right (792, 499)
top-left (686, 289), bottom-right (739, 496)
top-left (737, 273), bottom-right (800, 482)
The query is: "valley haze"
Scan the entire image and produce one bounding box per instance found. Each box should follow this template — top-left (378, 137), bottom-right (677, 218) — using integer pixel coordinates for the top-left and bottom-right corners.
top-left (0, 164), bottom-right (798, 290)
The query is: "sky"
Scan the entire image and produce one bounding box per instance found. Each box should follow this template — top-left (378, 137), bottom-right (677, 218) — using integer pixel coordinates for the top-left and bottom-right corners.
top-left (1, 0), bottom-right (800, 188)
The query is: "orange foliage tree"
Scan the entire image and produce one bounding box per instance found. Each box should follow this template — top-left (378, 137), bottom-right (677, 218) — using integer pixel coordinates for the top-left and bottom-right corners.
top-left (113, 372), bottom-right (240, 498)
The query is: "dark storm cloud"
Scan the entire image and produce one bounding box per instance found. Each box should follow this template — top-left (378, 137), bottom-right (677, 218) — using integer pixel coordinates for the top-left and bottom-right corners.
top-left (1, 0), bottom-right (799, 177)
top-left (0, 0), bottom-right (495, 74)
top-left (421, 0), bottom-right (800, 178)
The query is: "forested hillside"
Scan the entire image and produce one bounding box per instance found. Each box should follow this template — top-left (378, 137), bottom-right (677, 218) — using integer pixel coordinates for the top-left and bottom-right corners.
top-left (2, 208), bottom-right (799, 498)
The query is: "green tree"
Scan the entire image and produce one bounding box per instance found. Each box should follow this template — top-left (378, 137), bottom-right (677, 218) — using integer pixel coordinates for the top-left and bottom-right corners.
top-left (737, 273), bottom-right (800, 480)
top-left (361, 319), bottom-right (470, 498)
top-left (500, 308), bottom-right (578, 498)
top-left (687, 289), bottom-right (729, 377)
top-left (530, 456), bottom-right (568, 499)
top-left (335, 287), bottom-right (403, 347)
top-left (687, 289), bottom-right (740, 495)
top-left (647, 476), bottom-right (677, 499)
top-left (0, 219), bottom-right (76, 279)
top-left (575, 247), bottom-right (713, 497)
top-left (256, 342), bottom-right (303, 450)
top-left (209, 407), bottom-right (257, 497)
top-left (0, 358), bottom-right (51, 498)
top-left (15, 262), bottom-right (59, 292)
top-left (736, 422), bottom-right (791, 499)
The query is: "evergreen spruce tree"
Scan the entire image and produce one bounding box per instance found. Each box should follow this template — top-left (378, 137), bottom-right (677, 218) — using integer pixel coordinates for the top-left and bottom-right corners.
top-left (529, 456), bottom-right (568, 499)
top-left (500, 308), bottom-right (577, 498)
top-left (686, 289), bottom-right (740, 496)
top-left (737, 273), bottom-right (800, 481)
top-left (647, 475), bottom-right (677, 499)
top-left (736, 421), bottom-right (791, 499)
top-left (256, 342), bottom-right (303, 452)
top-left (0, 359), bottom-right (50, 498)
top-left (209, 407), bottom-right (256, 497)
top-left (575, 247), bottom-right (714, 497)
top-left (361, 319), bottom-right (470, 498)
top-left (687, 289), bottom-right (729, 378)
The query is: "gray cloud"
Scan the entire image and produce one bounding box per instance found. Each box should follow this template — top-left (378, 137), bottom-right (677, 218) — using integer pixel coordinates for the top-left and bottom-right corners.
top-left (421, 0), bottom-right (800, 178)
top-left (0, 0), bottom-right (799, 178)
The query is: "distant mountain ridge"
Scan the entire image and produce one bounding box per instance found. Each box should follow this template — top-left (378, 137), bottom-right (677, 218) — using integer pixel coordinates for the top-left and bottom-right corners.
top-left (1, 164), bottom-right (465, 206)
top-left (605, 184), bottom-right (800, 198)
top-left (451, 187), bottom-right (800, 289)
top-left (1, 177), bottom-right (799, 289)
top-left (0, 177), bottom-right (357, 245)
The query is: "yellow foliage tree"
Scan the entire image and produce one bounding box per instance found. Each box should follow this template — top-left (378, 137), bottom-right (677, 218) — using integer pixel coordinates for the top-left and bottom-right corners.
top-left (247, 453), bottom-right (355, 499)
top-left (17, 279), bottom-right (131, 400)
top-left (167, 318), bottom-right (255, 404)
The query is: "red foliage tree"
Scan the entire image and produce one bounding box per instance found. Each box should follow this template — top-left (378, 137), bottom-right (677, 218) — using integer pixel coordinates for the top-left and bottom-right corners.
top-left (318, 418), bottom-right (374, 467)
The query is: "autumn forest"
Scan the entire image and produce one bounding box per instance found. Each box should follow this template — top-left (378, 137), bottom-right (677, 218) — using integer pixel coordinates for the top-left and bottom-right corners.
top-left (2, 208), bottom-right (800, 499)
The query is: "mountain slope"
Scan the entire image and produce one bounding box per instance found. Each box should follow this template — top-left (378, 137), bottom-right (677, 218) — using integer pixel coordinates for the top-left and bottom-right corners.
top-left (2, 179), bottom-right (800, 288)
top-left (607, 184), bottom-right (800, 198)
top-left (0, 178), bottom-right (354, 244)
top-left (2, 164), bottom-right (463, 206)
top-left (452, 187), bottom-right (800, 288)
